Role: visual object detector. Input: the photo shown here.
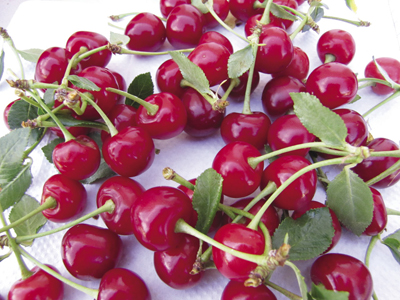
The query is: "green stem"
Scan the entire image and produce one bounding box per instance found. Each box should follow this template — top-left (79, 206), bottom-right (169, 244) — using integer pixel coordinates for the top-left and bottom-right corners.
top-left (162, 167), bottom-right (195, 190)
top-left (23, 128), bottom-right (47, 158)
top-left (16, 200), bottom-right (115, 244)
top-left (386, 207), bottom-right (400, 216)
top-left (284, 261), bottom-right (309, 300)
top-left (220, 78), bottom-right (239, 102)
top-left (179, 79), bottom-right (222, 109)
top-left (18, 246), bottom-right (99, 298)
top-left (365, 235), bottom-right (380, 300)
top-left (109, 12), bottom-right (139, 21)
top-left (0, 27), bottom-right (25, 79)
top-left (119, 47), bottom-right (194, 56)
top-left (362, 90), bottom-right (400, 118)
top-left (265, 280), bottom-right (302, 300)
top-left (61, 47), bottom-right (88, 87)
top-left (323, 15), bottom-right (370, 27)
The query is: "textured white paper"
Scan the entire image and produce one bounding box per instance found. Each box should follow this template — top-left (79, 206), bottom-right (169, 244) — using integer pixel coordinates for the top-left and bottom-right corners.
top-left (1, 0), bottom-right (400, 299)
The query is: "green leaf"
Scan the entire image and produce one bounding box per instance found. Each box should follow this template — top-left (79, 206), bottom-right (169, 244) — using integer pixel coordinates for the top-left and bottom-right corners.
top-left (17, 48), bottom-right (43, 63)
top-left (291, 92), bottom-right (347, 147)
top-left (43, 87), bottom-right (56, 106)
top-left (302, 6), bottom-right (325, 32)
top-left (41, 137), bottom-right (64, 163)
top-left (345, 0), bottom-right (357, 12)
top-left (110, 31), bottom-right (130, 45)
top-left (55, 114), bottom-right (106, 131)
top-left (228, 45), bottom-right (253, 79)
top-left (126, 72), bottom-right (154, 108)
top-left (169, 51), bottom-right (210, 94)
top-left (271, 3), bottom-right (298, 21)
top-left (382, 229), bottom-right (400, 264)
top-left (8, 194), bottom-right (47, 240)
top-left (192, 168), bottom-right (223, 234)
top-left (326, 168), bottom-right (373, 236)
top-left (67, 75), bottom-right (101, 91)
top-left (310, 283), bottom-right (350, 300)
top-left (272, 207), bottom-right (335, 260)
top-left (7, 100), bottom-right (39, 130)
top-left (0, 47), bottom-right (4, 81)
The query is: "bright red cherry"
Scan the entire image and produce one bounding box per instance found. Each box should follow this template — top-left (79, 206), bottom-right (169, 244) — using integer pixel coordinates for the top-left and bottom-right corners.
top-left (364, 57), bottom-right (400, 95)
top-left (310, 253), bottom-right (373, 300)
top-left (100, 104), bottom-right (138, 142)
top-left (271, 46), bottom-right (310, 81)
top-left (362, 187), bottom-right (388, 236)
top-left (317, 29), bottom-right (356, 65)
top-left (160, 0), bottom-right (191, 18)
top-left (203, 0), bottom-right (230, 29)
top-left (244, 14), bottom-right (285, 38)
top-left (221, 280), bottom-right (277, 300)
top-left (229, 0), bottom-right (264, 22)
top-left (199, 31), bottom-right (234, 54)
top-left (156, 58), bottom-right (186, 98)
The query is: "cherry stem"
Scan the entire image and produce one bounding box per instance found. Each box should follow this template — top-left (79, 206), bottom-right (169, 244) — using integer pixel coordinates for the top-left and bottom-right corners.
top-left (323, 15), bottom-right (370, 27)
top-left (386, 207), bottom-right (400, 216)
top-left (0, 27), bottom-right (25, 79)
top-left (75, 45), bottom-right (107, 66)
top-left (119, 47), bottom-right (194, 56)
top-left (284, 261), bottom-right (309, 300)
top-left (0, 197), bottom-right (56, 234)
top-left (220, 78), bottom-right (239, 102)
top-left (162, 167), bottom-right (195, 190)
top-left (362, 90), bottom-right (400, 118)
top-left (265, 280), bottom-right (302, 300)
top-left (15, 199), bottom-right (115, 244)
top-left (179, 79), bottom-right (223, 110)
top-left (365, 234), bottom-right (380, 300)
top-left (23, 129), bottom-right (48, 158)
top-left (18, 246), bottom-right (99, 298)
top-left (61, 46), bottom-right (88, 88)
top-left (324, 53), bottom-right (336, 63)
top-left (109, 12), bottom-right (139, 21)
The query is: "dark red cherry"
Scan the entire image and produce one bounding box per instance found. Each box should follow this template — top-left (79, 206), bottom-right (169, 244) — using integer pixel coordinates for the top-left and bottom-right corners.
top-left (220, 111), bottom-right (271, 150)
top-left (362, 187), bottom-right (388, 236)
top-left (98, 268), bottom-right (151, 300)
top-left (212, 141), bottom-right (264, 198)
top-left (8, 265), bottom-right (64, 300)
top-left (65, 31), bottom-right (111, 69)
top-left (212, 223), bottom-right (265, 281)
top-left (310, 253), bottom-right (373, 300)
top-left (160, 0), bottom-right (191, 18)
top-left (41, 174), bottom-right (87, 222)
top-left (61, 224), bottom-right (122, 280)
top-left (317, 29), bottom-right (356, 65)
top-left (351, 137), bottom-right (400, 188)
top-left (97, 176), bottom-right (145, 235)
top-left (102, 126), bottom-right (155, 177)
top-left (271, 46), bottom-right (310, 81)
top-left (261, 75), bottom-right (306, 117)
top-left (156, 58), bottom-right (186, 98)
top-left (125, 12), bottom-right (166, 52)
top-left (221, 70), bottom-right (260, 101)
top-left (229, 0), bottom-right (264, 22)
top-left (260, 155), bottom-right (317, 210)
top-left (203, 0), bottom-right (230, 29)
top-left (364, 57), bottom-right (400, 95)
top-left (100, 104), bottom-right (138, 142)
top-left (221, 280), bottom-right (277, 300)
top-left (181, 88), bottom-right (226, 137)
top-left (166, 4), bottom-right (205, 49)
top-left (199, 31), bottom-right (234, 54)
top-left (52, 135), bottom-right (101, 181)
top-left (306, 62), bottom-right (358, 109)
top-left (131, 186), bottom-right (195, 251)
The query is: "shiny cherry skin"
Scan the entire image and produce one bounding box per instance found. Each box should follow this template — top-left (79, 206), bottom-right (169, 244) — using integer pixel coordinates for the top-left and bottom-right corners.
top-left (203, 0), bottom-right (230, 28)
top-left (52, 134), bottom-right (101, 181)
top-left (261, 75), bottom-right (306, 117)
top-left (61, 224), bottom-right (122, 280)
top-left (292, 201), bottom-right (341, 253)
top-left (310, 253), bottom-right (373, 300)
top-left (107, 68), bottom-right (127, 96)
top-left (212, 141), bottom-right (264, 198)
top-left (244, 14), bottom-right (285, 38)
top-left (306, 62), bottom-right (358, 109)
top-left (220, 111), bottom-right (271, 150)
top-left (136, 92), bottom-right (187, 139)
top-left (212, 223), bottom-right (265, 281)
top-left (96, 176), bottom-right (145, 235)
top-left (271, 46), bottom-right (310, 81)
top-left (351, 137), bottom-right (400, 188)
top-left (256, 27), bottom-right (294, 74)
top-left (362, 187), bottom-right (388, 236)
top-left (273, 0), bottom-right (298, 29)
top-left (156, 58), bottom-right (186, 98)
top-left (222, 70), bottom-right (260, 101)
top-left (221, 280), bottom-right (277, 300)
top-left (260, 155), bottom-right (317, 210)
top-left (154, 235), bottom-right (204, 289)
top-left (317, 29), bottom-right (356, 64)
top-left (101, 104), bottom-right (138, 142)
top-left (364, 57), bottom-right (400, 95)
top-left (229, 0), bottom-right (264, 22)
top-left (166, 4), bottom-right (205, 49)
top-left (41, 174), bottom-right (87, 222)
top-left (125, 12), bottom-right (166, 52)
top-left (267, 114), bottom-right (316, 157)
top-left (160, 0), bottom-right (191, 18)
top-left (65, 31), bottom-right (111, 69)
top-left (188, 42), bottom-right (231, 87)
top-left (182, 88), bottom-right (226, 137)
top-left (199, 31), bottom-right (234, 54)
top-left (131, 186), bottom-right (195, 251)
top-left (102, 126), bottom-right (155, 177)
top-left (98, 268), bottom-right (151, 300)
top-left (8, 265), bottom-right (64, 300)
top-left (221, 197), bottom-right (280, 237)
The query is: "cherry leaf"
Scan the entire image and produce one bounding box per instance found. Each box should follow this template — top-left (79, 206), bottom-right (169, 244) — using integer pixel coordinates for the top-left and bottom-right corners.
top-left (309, 283), bottom-right (350, 300)
top-left (382, 229), bottom-right (400, 264)
top-left (126, 72), bottom-right (154, 108)
top-left (373, 56), bottom-right (400, 89)
top-left (55, 114), bottom-right (106, 131)
top-left (228, 45), bottom-right (253, 79)
top-left (17, 48), bottom-right (43, 63)
top-left (326, 168), bottom-right (373, 236)
top-left (291, 92), bottom-right (347, 147)
top-left (43, 86), bottom-right (56, 106)
top-left (0, 47), bottom-right (4, 81)
top-left (271, 3), bottom-right (297, 21)
top-left (169, 51), bottom-right (210, 95)
top-left (110, 31), bottom-right (130, 45)
top-left (7, 99), bottom-right (39, 130)
top-left (41, 137), bottom-right (64, 164)
top-left (345, 0), bottom-right (357, 13)
top-left (192, 168), bottom-right (223, 234)
top-left (67, 75), bottom-right (101, 91)
top-left (302, 5), bottom-right (325, 32)
top-left (8, 194), bottom-right (47, 241)
top-left (272, 207), bottom-right (335, 260)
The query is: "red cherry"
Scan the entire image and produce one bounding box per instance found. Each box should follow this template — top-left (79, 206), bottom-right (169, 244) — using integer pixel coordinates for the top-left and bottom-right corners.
top-left (156, 58), bottom-right (186, 98)
top-left (125, 12), bottom-right (166, 52)
top-left (96, 176), bottom-right (145, 235)
top-left (52, 135), bottom-right (101, 181)
top-left (160, 0), bottom-right (191, 18)
top-left (199, 31), bottom-right (234, 54)
top-left (364, 57), bottom-right (400, 95)
top-left (98, 268), bottom-right (151, 300)
top-left (310, 253), bottom-right (373, 300)
top-left (272, 0), bottom-right (298, 29)
top-left (362, 187), bottom-right (388, 236)
top-left (244, 14), bottom-right (285, 38)
top-left (8, 265), bottom-right (64, 300)
top-left (229, 0), bottom-right (264, 22)
top-left (40, 174), bottom-right (87, 222)
top-left (317, 29), bottom-right (356, 65)
top-left (102, 126), bottom-right (155, 178)
top-left (221, 280), bottom-right (277, 300)
top-left (212, 223), bottom-right (265, 281)
top-left (107, 68), bottom-right (127, 103)
top-left (203, 0), bottom-right (230, 29)
top-left (100, 104), bottom-right (138, 142)
top-left (271, 46), bottom-right (310, 81)
top-left (212, 141), bottom-right (264, 198)
top-left (61, 224), bottom-right (122, 280)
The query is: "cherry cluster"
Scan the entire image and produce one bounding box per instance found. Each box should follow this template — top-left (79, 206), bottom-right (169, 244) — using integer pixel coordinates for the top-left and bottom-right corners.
top-left (1, 0), bottom-right (400, 300)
